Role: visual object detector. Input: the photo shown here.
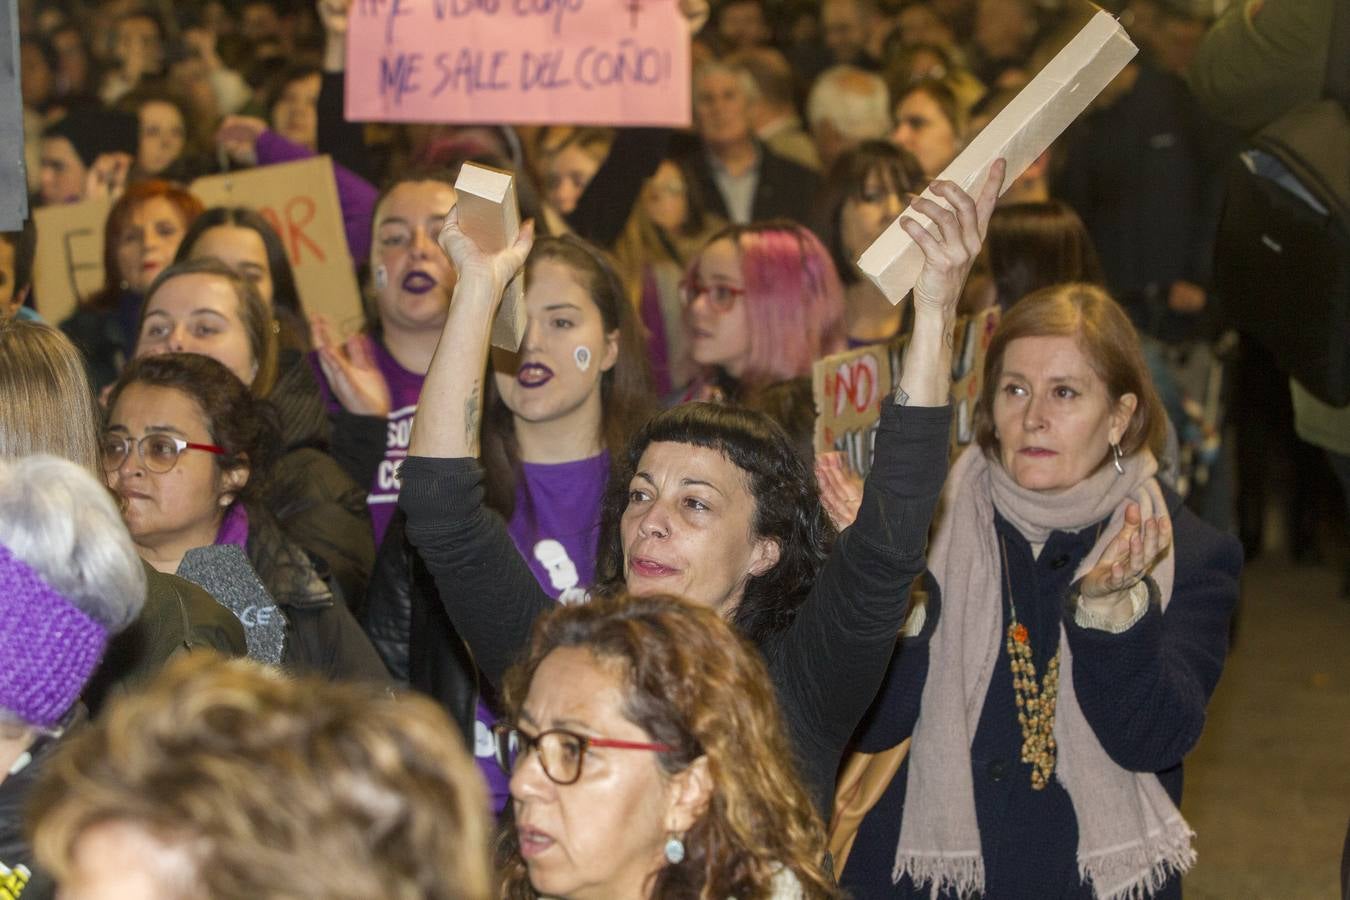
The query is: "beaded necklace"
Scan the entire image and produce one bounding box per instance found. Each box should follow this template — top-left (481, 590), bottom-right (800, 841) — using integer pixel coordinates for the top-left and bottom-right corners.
top-left (999, 533), bottom-right (1060, 790)
top-left (997, 525), bottom-right (1105, 790)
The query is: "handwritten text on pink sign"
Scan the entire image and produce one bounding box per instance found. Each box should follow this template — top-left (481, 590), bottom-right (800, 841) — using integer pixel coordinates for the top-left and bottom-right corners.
top-left (346, 0), bottom-right (691, 126)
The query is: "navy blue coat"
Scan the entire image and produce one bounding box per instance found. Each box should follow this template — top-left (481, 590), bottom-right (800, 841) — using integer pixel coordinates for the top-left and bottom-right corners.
top-left (839, 487), bottom-right (1241, 899)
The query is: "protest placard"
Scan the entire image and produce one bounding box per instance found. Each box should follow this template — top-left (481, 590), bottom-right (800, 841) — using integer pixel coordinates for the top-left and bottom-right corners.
top-left (32, 197), bottom-right (111, 325)
top-left (813, 307), bottom-right (1001, 475)
top-left (345, 0), bottom-right (691, 126)
top-left (859, 10), bottom-right (1136, 302)
top-left (191, 157), bottom-right (365, 334)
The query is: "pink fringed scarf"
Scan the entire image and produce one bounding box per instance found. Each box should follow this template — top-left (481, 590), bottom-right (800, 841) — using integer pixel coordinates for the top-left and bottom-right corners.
top-left (893, 446), bottom-right (1195, 900)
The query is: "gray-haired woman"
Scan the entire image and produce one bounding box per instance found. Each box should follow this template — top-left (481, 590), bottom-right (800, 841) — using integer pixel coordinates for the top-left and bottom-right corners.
top-left (0, 456), bottom-right (147, 900)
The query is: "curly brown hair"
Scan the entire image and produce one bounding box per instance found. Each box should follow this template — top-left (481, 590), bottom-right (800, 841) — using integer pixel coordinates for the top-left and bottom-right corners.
top-left (28, 653), bottom-right (492, 900)
top-left (498, 593), bottom-right (839, 900)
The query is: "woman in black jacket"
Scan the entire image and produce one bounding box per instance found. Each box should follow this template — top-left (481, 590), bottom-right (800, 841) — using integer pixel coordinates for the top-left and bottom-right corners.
top-left (104, 353), bottom-right (387, 682)
top-left (398, 162), bottom-right (1009, 813)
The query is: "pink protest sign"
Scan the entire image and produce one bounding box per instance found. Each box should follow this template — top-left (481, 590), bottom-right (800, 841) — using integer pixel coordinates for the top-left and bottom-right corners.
top-left (345, 0), bottom-right (691, 126)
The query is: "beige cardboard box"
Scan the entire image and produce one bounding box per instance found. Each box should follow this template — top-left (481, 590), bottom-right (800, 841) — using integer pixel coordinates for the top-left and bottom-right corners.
top-left (453, 162), bottom-right (526, 351)
top-left (858, 10), bottom-right (1137, 302)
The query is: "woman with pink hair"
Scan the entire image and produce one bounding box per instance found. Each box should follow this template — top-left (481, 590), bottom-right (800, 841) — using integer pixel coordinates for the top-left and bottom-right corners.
top-left (676, 220), bottom-right (847, 403)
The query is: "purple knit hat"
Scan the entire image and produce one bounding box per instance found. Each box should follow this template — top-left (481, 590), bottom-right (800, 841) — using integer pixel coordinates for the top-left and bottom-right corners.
top-left (0, 542), bottom-right (109, 729)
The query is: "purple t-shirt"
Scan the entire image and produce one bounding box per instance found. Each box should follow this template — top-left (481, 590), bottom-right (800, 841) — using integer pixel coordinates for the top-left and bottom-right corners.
top-left (311, 340), bottom-right (424, 545)
top-left (472, 452), bottom-right (611, 812)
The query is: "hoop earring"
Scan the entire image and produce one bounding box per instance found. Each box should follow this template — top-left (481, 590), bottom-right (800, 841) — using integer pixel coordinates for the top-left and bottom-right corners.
top-left (664, 835), bottom-right (686, 865)
top-left (1111, 442), bottom-right (1124, 475)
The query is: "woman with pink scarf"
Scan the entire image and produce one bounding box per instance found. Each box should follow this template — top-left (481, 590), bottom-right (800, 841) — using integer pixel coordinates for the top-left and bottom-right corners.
top-left (839, 283), bottom-right (1241, 899)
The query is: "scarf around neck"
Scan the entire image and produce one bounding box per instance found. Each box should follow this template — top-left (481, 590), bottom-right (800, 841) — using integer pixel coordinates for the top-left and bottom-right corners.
top-left (894, 444), bottom-right (1194, 900)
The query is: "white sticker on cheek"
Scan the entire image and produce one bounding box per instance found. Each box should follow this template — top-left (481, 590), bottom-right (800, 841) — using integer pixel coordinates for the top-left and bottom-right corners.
top-left (374, 265), bottom-right (388, 289)
top-left (573, 346), bottom-right (592, 372)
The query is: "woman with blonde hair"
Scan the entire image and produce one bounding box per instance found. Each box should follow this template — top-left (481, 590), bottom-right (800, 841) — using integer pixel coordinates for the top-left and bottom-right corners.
top-left (0, 317), bottom-right (101, 473)
top-left (29, 653), bottom-right (491, 900)
top-left (496, 592), bottom-right (836, 899)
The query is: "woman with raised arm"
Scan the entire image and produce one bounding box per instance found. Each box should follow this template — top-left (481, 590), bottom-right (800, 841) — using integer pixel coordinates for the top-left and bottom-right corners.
top-left (360, 233), bottom-right (655, 813)
top-left (400, 161), bottom-right (1007, 813)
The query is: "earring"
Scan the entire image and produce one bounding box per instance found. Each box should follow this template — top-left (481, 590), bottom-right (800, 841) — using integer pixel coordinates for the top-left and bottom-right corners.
top-left (663, 836), bottom-right (685, 865)
top-left (1111, 442), bottom-right (1124, 475)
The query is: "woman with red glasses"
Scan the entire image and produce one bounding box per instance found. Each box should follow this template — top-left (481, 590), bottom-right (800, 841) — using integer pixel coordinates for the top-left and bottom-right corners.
top-left (103, 352), bottom-right (386, 681)
top-left (674, 220), bottom-right (847, 404)
top-left (495, 591), bottom-right (838, 899)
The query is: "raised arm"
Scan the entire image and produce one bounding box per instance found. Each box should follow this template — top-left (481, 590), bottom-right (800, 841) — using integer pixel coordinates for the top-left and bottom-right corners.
top-left (405, 208), bottom-right (534, 459)
top-left (399, 206), bottom-right (546, 687)
top-left (772, 162), bottom-right (1005, 785)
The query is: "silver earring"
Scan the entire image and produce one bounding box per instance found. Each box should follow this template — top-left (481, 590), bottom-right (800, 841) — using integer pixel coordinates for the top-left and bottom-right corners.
top-left (664, 836), bottom-right (685, 865)
top-left (1111, 442), bottom-right (1124, 474)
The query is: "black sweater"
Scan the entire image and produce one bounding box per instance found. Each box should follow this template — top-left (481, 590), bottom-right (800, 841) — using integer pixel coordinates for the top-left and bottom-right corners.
top-left (840, 487), bottom-right (1242, 898)
top-left (399, 402), bottom-right (952, 814)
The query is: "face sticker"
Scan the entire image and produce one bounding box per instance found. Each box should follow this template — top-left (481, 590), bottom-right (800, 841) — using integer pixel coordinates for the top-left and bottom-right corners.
top-left (573, 345), bottom-right (592, 372)
top-left (374, 264), bottom-right (388, 289)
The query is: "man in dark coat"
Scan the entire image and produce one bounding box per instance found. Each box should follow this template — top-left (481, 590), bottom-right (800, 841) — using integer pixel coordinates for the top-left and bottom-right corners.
top-left (680, 59), bottom-right (820, 227)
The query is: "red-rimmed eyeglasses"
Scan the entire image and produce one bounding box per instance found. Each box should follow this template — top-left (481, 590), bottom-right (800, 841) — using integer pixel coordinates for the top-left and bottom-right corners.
top-left (100, 433), bottom-right (226, 474)
top-left (493, 724), bottom-right (674, 786)
top-left (677, 278), bottom-right (747, 313)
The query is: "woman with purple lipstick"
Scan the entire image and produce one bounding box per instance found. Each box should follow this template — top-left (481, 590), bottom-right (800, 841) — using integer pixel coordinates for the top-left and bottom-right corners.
top-left (311, 171), bottom-right (460, 547)
top-left (362, 232), bottom-right (656, 813)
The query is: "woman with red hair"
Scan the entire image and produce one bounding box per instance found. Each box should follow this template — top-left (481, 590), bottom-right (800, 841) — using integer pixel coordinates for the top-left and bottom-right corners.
top-left (60, 179), bottom-right (202, 389)
top-left (675, 220), bottom-right (847, 404)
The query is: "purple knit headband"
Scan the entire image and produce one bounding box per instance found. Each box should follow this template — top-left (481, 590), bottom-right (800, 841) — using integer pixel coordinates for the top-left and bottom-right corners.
top-left (0, 542), bottom-right (108, 729)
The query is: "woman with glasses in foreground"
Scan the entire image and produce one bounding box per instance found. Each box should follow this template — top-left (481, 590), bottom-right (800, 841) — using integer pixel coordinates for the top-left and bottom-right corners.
top-left (672, 220), bottom-right (847, 404)
top-left (102, 352), bottom-right (386, 680)
top-left (494, 592), bottom-right (836, 899)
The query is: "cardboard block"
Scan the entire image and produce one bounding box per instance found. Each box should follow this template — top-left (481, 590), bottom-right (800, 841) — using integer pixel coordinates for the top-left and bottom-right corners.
top-left (858, 10), bottom-right (1137, 302)
top-left (453, 162), bottom-right (525, 351)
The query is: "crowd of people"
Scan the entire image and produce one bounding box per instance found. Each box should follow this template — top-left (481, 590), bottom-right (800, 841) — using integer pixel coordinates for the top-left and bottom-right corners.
top-left (5, 0), bottom-right (1345, 896)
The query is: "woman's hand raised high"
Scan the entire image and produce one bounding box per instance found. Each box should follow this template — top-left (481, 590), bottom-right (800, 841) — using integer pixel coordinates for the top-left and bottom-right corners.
top-left (893, 159), bottom-right (1004, 408)
top-left (436, 205), bottom-right (535, 305)
top-left (901, 158), bottom-right (1005, 319)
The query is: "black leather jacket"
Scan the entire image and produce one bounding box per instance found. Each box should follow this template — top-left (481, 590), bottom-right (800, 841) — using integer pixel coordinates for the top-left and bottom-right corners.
top-left (360, 509), bottom-right (477, 745)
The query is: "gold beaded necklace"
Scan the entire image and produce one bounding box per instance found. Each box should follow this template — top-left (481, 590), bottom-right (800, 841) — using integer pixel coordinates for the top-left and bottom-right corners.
top-left (999, 534), bottom-right (1060, 790)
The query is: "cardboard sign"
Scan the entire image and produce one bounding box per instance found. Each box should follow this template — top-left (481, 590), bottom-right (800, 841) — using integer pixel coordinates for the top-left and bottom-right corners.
top-left (813, 307), bottom-right (1001, 476)
top-left (345, 0), bottom-right (691, 126)
top-left (454, 162), bottom-right (526, 350)
top-left (191, 157), bottom-right (365, 334)
top-left (32, 197), bottom-right (111, 325)
top-left (859, 11), bottom-right (1136, 302)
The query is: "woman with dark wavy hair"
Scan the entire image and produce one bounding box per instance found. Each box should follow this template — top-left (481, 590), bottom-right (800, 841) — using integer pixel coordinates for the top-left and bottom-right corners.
top-left (398, 161), bottom-right (1009, 817)
top-left (496, 592), bottom-right (837, 899)
top-left (103, 352), bottom-right (386, 681)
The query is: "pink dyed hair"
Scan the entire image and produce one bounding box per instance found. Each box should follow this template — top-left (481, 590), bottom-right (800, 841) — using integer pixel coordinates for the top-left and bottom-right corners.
top-left (690, 221), bottom-right (846, 390)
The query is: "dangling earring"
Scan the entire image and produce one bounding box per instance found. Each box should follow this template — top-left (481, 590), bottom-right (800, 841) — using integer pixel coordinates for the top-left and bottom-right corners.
top-left (663, 835), bottom-right (686, 865)
top-left (1111, 442), bottom-right (1124, 475)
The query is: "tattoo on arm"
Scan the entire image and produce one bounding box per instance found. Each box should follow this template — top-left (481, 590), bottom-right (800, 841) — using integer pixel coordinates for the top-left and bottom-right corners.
top-left (944, 327), bottom-right (955, 349)
top-left (464, 380), bottom-right (482, 446)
